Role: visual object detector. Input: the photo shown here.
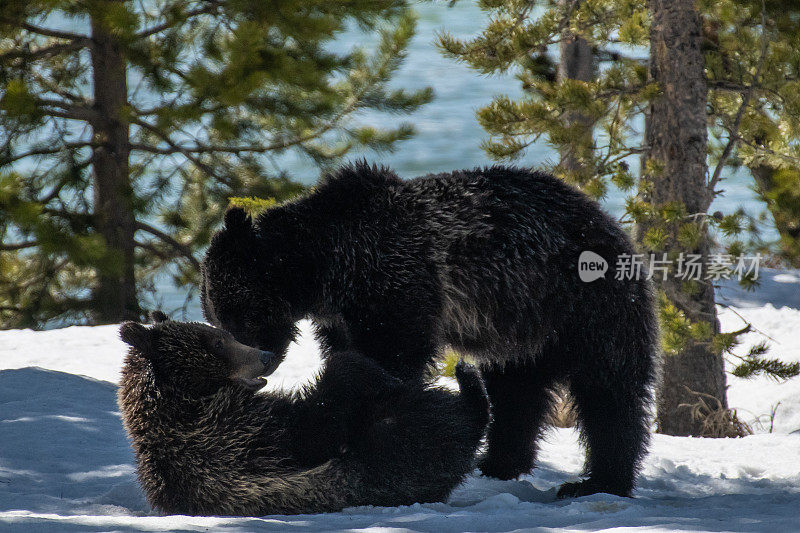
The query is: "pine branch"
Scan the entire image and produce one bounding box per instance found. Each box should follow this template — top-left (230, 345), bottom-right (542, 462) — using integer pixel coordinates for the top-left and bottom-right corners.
top-left (595, 49), bottom-right (648, 64)
top-left (135, 4), bottom-right (221, 39)
top-left (132, 101), bottom-right (223, 116)
top-left (0, 142), bottom-right (93, 165)
top-left (0, 39), bottom-right (92, 64)
top-left (270, 25), bottom-right (429, 152)
top-left (129, 117), bottom-right (227, 183)
top-left (40, 207), bottom-right (93, 226)
top-left (130, 142), bottom-right (281, 155)
top-left (21, 22), bottom-right (86, 40)
top-left (0, 18), bottom-right (89, 41)
top-left (131, 25), bottom-right (420, 169)
top-left (134, 221), bottom-right (200, 270)
top-left (708, 81), bottom-right (753, 93)
top-left (0, 240), bottom-right (38, 251)
top-left (30, 71), bottom-right (88, 103)
top-left (134, 239), bottom-right (172, 262)
top-left (10, 258), bottom-right (71, 292)
top-left (35, 99), bottom-right (100, 123)
top-left (40, 169), bottom-right (87, 204)
top-left (736, 136), bottom-right (800, 167)
top-left (732, 357), bottom-right (800, 380)
top-left (707, 1), bottom-right (769, 193)
top-left (596, 85), bottom-right (648, 98)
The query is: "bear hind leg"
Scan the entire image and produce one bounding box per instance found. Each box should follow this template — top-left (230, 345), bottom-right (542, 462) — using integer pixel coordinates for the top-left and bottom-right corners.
top-left (558, 370), bottom-right (652, 498)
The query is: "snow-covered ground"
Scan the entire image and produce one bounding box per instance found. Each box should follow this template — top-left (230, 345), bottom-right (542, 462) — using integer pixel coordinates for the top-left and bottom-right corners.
top-left (1, 270), bottom-right (799, 532)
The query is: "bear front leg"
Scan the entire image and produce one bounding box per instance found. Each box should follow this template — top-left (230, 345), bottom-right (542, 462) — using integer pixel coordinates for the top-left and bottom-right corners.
top-left (478, 360), bottom-right (558, 480)
top-left (292, 401), bottom-right (349, 467)
top-left (313, 317), bottom-right (352, 358)
top-left (293, 352), bottom-right (406, 467)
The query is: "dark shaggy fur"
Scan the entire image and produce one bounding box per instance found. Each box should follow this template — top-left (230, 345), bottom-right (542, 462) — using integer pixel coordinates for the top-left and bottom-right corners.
top-left (117, 319), bottom-right (489, 516)
top-left (202, 162), bottom-right (659, 498)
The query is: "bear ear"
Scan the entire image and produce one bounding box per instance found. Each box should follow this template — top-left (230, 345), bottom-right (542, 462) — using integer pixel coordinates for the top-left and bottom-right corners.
top-left (119, 322), bottom-right (153, 353)
top-left (224, 207), bottom-right (252, 233)
top-left (149, 310), bottom-right (169, 324)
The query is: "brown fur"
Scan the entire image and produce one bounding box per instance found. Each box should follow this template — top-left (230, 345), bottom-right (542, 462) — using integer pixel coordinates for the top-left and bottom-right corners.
top-left (117, 320), bottom-right (489, 516)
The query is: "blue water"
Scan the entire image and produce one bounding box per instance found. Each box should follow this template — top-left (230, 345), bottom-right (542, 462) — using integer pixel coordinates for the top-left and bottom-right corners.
top-left (146, 2), bottom-right (766, 320)
top-left (276, 3), bottom-right (553, 179)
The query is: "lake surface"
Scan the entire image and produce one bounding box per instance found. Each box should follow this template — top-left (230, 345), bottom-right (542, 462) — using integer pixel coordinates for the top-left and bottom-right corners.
top-left (150, 1), bottom-right (766, 320)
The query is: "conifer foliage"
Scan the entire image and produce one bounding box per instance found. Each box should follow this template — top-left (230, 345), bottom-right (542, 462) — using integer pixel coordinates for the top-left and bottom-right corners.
top-left (440, 0), bottom-right (800, 435)
top-left (0, 0), bottom-right (431, 327)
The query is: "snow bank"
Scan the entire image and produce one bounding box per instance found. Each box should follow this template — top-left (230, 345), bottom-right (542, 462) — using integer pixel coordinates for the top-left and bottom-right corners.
top-left (1, 295), bottom-right (799, 531)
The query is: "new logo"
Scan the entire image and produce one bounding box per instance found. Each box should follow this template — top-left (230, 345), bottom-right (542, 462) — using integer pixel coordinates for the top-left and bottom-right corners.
top-left (578, 251), bottom-right (608, 282)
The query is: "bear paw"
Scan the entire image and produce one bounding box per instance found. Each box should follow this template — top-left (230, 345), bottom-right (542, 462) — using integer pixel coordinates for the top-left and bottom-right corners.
top-left (556, 479), bottom-right (631, 499)
top-left (477, 455), bottom-right (530, 481)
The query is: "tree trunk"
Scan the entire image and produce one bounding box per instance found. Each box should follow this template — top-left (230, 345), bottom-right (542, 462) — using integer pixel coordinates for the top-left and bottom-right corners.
top-left (550, 0), bottom-right (595, 423)
top-left (90, 11), bottom-right (140, 323)
top-left (643, 0), bottom-right (728, 436)
top-left (557, 0), bottom-right (594, 177)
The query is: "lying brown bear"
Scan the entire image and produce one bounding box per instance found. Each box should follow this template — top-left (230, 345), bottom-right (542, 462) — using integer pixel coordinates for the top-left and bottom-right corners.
top-left (117, 316), bottom-right (489, 516)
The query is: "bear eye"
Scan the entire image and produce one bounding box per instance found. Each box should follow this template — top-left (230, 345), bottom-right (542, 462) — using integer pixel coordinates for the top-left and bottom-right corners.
top-left (214, 338), bottom-right (224, 351)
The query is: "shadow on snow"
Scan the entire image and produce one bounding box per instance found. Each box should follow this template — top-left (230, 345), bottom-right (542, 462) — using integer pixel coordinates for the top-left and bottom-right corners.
top-left (0, 367), bottom-right (797, 532)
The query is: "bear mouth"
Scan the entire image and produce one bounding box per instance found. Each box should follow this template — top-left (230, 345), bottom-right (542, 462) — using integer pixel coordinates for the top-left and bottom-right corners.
top-left (236, 376), bottom-right (269, 390)
top-left (233, 350), bottom-right (283, 391)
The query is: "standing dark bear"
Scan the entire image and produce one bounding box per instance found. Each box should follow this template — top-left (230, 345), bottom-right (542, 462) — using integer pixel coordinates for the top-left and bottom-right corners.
top-left (117, 316), bottom-right (489, 515)
top-left (202, 161), bottom-right (659, 498)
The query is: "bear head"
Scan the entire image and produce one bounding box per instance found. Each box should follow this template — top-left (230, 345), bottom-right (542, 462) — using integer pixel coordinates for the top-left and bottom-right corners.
top-left (201, 207), bottom-right (297, 354)
top-left (119, 314), bottom-right (282, 394)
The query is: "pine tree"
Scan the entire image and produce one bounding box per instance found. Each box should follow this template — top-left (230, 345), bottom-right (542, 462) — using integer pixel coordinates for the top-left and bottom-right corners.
top-left (439, 0), bottom-right (799, 436)
top-left (0, 0), bottom-right (431, 327)
top-left (704, 0), bottom-right (800, 267)
top-left (751, 166), bottom-right (800, 265)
